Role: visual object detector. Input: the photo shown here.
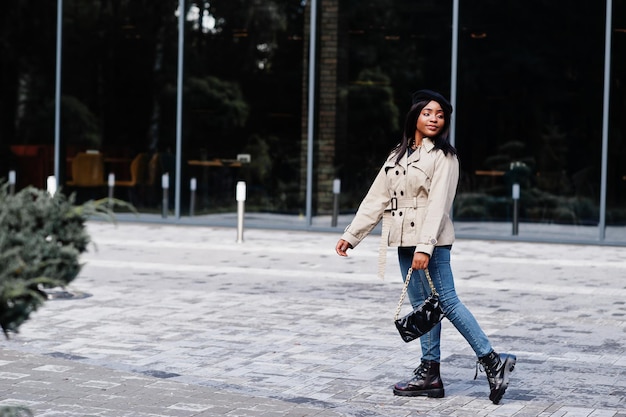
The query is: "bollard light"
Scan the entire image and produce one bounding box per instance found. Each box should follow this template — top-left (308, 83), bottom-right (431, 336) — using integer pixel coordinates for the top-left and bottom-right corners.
top-left (512, 183), bottom-right (520, 236)
top-left (189, 177), bottom-right (197, 217)
top-left (236, 181), bottom-right (246, 202)
top-left (333, 178), bottom-right (341, 194)
top-left (8, 170), bottom-right (16, 195)
top-left (512, 183), bottom-right (520, 200)
top-left (47, 176), bottom-right (57, 196)
top-left (236, 181), bottom-right (246, 243)
top-left (331, 178), bottom-right (341, 227)
top-left (161, 173), bottom-right (169, 218)
top-left (107, 173), bottom-right (115, 206)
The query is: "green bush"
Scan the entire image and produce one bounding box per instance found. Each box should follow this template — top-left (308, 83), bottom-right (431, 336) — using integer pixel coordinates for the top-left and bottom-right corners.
top-left (0, 406), bottom-right (32, 417)
top-left (0, 184), bottom-right (121, 337)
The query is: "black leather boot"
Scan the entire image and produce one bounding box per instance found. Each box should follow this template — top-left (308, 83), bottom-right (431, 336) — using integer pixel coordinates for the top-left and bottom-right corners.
top-left (393, 360), bottom-right (445, 398)
top-left (475, 351), bottom-right (516, 404)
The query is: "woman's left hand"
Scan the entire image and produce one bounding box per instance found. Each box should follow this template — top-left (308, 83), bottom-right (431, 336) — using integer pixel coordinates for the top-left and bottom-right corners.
top-left (412, 252), bottom-right (430, 270)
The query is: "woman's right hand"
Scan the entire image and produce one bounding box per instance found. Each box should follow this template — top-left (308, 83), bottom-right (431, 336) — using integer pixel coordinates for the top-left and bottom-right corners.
top-left (411, 251), bottom-right (430, 270)
top-left (335, 239), bottom-right (352, 256)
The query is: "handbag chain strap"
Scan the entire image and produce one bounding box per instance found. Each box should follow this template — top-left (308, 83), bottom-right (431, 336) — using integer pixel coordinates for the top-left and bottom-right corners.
top-left (394, 267), bottom-right (438, 321)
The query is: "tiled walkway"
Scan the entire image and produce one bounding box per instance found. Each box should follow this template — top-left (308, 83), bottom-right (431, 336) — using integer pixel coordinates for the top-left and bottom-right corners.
top-left (1, 221), bottom-right (625, 416)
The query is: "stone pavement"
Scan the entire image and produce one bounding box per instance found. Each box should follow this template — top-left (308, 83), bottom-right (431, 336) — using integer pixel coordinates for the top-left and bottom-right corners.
top-left (1, 221), bottom-right (625, 416)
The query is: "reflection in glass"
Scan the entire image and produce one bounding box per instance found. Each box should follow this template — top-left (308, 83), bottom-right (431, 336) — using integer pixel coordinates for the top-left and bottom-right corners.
top-left (1, 0), bottom-right (624, 243)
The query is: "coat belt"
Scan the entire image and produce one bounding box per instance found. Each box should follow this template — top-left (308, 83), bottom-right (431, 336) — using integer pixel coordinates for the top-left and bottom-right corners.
top-left (378, 197), bottom-right (427, 278)
top-left (387, 197), bottom-right (424, 211)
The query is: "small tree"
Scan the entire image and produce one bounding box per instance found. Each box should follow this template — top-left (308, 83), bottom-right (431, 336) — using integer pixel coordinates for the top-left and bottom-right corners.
top-left (0, 407), bottom-right (32, 417)
top-left (0, 184), bottom-right (119, 337)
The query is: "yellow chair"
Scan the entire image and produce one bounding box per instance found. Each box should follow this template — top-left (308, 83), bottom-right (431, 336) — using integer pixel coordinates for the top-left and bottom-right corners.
top-left (66, 152), bottom-right (105, 187)
top-left (115, 153), bottom-right (147, 187)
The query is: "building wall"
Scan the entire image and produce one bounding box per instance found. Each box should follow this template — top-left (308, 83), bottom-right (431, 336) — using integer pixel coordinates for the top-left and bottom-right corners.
top-left (300, 0), bottom-right (339, 215)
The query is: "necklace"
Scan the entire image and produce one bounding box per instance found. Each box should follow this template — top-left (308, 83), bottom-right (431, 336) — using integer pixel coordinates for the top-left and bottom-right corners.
top-left (408, 144), bottom-right (421, 156)
top-left (410, 138), bottom-right (423, 150)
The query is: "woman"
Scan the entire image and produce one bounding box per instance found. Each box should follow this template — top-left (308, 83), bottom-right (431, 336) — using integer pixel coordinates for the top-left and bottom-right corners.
top-left (335, 90), bottom-right (516, 404)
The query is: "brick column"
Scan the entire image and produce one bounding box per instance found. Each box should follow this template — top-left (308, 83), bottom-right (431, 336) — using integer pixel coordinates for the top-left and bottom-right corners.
top-left (300, 0), bottom-right (339, 216)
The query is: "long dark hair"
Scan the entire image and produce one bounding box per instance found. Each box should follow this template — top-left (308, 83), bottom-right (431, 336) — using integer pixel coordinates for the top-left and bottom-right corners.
top-left (392, 99), bottom-right (457, 164)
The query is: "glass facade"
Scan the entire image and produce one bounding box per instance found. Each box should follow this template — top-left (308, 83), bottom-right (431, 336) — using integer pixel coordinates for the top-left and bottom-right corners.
top-left (1, 0), bottom-right (624, 244)
top-left (454, 1), bottom-right (609, 241)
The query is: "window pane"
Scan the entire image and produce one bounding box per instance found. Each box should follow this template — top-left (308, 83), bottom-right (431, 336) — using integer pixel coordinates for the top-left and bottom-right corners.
top-left (454, 1), bottom-right (606, 241)
top-left (607, 0), bottom-right (626, 242)
top-left (59, 1), bottom-right (179, 213)
top-left (181, 1), bottom-right (306, 218)
top-left (333, 0), bottom-right (452, 217)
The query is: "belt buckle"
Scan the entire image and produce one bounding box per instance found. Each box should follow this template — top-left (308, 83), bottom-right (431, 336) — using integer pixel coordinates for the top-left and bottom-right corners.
top-left (391, 197), bottom-right (398, 211)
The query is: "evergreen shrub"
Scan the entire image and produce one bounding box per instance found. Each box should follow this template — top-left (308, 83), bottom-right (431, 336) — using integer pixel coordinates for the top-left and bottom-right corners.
top-left (0, 183), bottom-right (121, 337)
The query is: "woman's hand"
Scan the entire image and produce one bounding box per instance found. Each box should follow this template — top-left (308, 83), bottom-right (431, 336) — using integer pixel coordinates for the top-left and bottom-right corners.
top-left (335, 239), bottom-right (352, 256)
top-left (412, 251), bottom-right (430, 270)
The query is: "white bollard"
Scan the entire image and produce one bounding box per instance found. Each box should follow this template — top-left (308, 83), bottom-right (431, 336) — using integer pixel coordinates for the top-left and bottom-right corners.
top-left (189, 177), bottom-right (197, 216)
top-left (161, 173), bottom-right (169, 218)
top-left (8, 170), bottom-right (16, 195)
top-left (236, 181), bottom-right (246, 243)
top-left (512, 183), bottom-right (520, 235)
top-left (47, 176), bottom-right (57, 196)
top-left (332, 178), bottom-right (341, 227)
top-left (108, 173), bottom-right (115, 206)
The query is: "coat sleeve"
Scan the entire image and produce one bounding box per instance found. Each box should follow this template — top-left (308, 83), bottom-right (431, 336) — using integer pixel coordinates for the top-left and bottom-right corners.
top-left (340, 166), bottom-right (391, 249)
top-left (415, 152), bottom-right (459, 256)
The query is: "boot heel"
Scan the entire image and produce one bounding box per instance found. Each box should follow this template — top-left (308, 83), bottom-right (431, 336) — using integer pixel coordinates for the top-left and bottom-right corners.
top-left (393, 360), bottom-right (445, 398)
top-left (506, 355), bottom-right (517, 372)
top-left (427, 388), bottom-right (445, 398)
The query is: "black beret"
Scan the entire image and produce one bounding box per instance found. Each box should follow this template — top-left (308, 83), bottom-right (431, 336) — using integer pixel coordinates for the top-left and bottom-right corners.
top-left (411, 89), bottom-right (453, 114)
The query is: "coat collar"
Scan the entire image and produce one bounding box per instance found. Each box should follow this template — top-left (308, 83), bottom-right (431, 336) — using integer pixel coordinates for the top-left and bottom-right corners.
top-left (407, 137), bottom-right (435, 163)
top-left (422, 137), bottom-right (435, 152)
top-left (383, 137), bottom-right (436, 168)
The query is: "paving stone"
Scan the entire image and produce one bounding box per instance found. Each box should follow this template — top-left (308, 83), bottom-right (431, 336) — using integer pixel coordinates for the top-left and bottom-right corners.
top-left (0, 221), bottom-right (624, 416)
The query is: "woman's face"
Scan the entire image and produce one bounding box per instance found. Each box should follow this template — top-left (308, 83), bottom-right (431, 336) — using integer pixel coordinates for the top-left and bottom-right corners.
top-left (415, 100), bottom-right (445, 140)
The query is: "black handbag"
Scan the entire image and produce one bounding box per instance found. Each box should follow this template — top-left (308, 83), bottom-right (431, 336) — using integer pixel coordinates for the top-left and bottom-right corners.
top-left (394, 268), bottom-right (445, 343)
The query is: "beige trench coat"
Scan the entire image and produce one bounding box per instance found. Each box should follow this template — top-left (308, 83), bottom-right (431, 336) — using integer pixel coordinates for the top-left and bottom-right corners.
top-left (340, 137), bottom-right (459, 277)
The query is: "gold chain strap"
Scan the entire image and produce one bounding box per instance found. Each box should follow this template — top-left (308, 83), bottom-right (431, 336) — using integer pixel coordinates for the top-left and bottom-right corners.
top-left (394, 268), bottom-right (438, 321)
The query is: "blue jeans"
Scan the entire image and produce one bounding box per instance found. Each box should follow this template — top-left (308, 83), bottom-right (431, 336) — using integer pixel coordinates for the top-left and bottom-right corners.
top-left (398, 246), bottom-right (493, 362)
